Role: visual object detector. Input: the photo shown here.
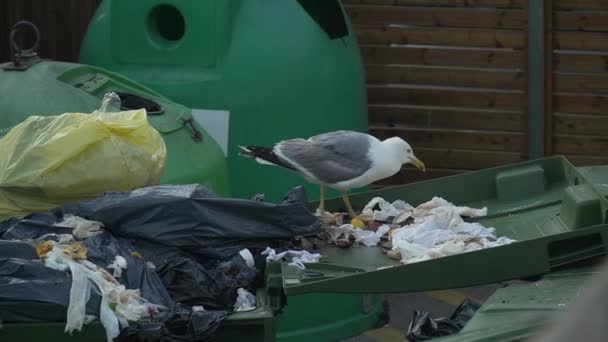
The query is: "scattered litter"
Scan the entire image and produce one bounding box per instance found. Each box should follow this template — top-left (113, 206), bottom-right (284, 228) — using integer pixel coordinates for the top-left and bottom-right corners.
top-left (57, 215), bottom-right (104, 239)
top-left (351, 217), bottom-right (366, 229)
top-left (233, 288), bottom-right (256, 312)
top-left (192, 306), bottom-right (206, 312)
top-left (360, 197), bottom-right (412, 223)
top-left (407, 298), bottom-right (480, 341)
top-left (108, 256), bottom-right (127, 278)
top-left (320, 196), bottom-right (515, 264)
top-left (40, 241), bottom-right (160, 342)
top-left (389, 197), bottom-right (514, 264)
top-left (316, 209), bottom-right (344, 226)
top-left (62, 242), bottom-right (88, 261)
top-left (262, 247), bottom-right (321, 270)
top-left (326, 224), bottom-right (391, 247)
top-left (130, 251), bottom-right (143, 259)
top-left (239, 248), bottom-right (255, 267)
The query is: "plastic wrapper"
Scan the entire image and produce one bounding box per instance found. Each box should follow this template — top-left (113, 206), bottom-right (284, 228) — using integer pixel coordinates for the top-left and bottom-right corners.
top-left (0, 99), bottom-right (166, 220)
top-left (406, 298), bottom-right (480, 341)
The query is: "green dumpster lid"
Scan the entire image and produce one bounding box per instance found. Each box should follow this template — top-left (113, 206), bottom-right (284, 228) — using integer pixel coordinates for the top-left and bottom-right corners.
top-left (56, 64), bottom-right (191, 134)
top-left (273, 156), bottom-right (608, 295)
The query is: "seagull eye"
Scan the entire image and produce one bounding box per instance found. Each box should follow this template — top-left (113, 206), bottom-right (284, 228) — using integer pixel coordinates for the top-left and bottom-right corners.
top-left (407, 149), bottom-right (411, 153)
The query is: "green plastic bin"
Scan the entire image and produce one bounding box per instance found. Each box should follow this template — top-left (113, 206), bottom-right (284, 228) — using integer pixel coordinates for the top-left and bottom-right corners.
top-left (278, 156), bottom-right (608, 296)
top-left (0, 59), bottom-right (230, 196)
top-left (2, 157), bottom-right (608, 341)
top-left (79, 0), bottom-right (368, 203)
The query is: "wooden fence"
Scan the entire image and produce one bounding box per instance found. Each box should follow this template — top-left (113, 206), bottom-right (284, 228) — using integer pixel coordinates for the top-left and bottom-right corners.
top-left (1, 0), bottom-right (607, 186)
top-left (342, 0), bottom-right (529, 185)
top-left (548, 0), bottom-right (608, 167)
top-left (0, 0), bottom-right (100, 63)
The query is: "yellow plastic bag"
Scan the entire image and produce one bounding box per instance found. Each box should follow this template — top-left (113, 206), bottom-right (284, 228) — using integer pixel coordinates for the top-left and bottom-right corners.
top-left (0, 108), bottom-right (166, 220)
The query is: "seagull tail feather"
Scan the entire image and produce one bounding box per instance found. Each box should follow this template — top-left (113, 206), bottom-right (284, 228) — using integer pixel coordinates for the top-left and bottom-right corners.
top-left (238, 145), bottom-right (298, 171)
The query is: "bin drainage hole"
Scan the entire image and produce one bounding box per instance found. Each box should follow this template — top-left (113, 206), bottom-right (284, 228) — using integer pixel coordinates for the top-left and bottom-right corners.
top-left (148, 4), bottom-right (185, 42)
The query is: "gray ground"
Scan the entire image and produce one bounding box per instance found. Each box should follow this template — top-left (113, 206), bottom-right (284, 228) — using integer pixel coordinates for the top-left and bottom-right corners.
top-left (341, 284), bottom-right (502, 342)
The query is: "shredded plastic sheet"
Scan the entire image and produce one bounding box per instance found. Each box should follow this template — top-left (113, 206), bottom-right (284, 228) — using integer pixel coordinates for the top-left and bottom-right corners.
top-left (57, 215), bottom-right (104, 239)
top-left (233, 288), bottom-right (256, 312)
top-left (37, 241), bottom-right (161, 342)
top-left (262, 247), bottom-right (321, 270)
top-left (327, 224), bottom-right (391, 247)
top-left (108, 256), bottom-right (128, 278)
top-left (387, 197), bottom-right (515, 264)
top-left (360, 197), bottom-right (414, 223)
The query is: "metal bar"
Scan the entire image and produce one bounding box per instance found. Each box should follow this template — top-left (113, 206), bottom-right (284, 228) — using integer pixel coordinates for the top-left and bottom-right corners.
top-left (544, 0), bottom-right (554, 156)
top-left (527, 0), bottom-right (546, 159)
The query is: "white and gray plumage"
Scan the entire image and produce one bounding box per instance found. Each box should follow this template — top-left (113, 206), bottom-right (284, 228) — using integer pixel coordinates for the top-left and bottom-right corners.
top-left (238, 130), bottom-right (425, 218)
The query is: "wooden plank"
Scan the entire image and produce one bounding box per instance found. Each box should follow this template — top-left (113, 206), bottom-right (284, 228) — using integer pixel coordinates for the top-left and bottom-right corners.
top-left (401, 147), bottom-right (525, 169)
top-left (555, 72), bottom-right (608, 93)
top-left (365, 64), bottom-right (525, 89)
top-left (554, 134), bottom-right (608, 155)
top-left (554, 31), bottom-right (608, 50)
top-left (554, 93), bottom-right (608, 115)
top-left (343, 0), bottom-right (524, 8)
top-left (345, 5), bottom-right (525, 29)
top-left (370, 125), bottom-right (526, 151)
top-left (554, 52), bottom-right (608, 73)
top-left (554, 10), bottom-right (608, 32)
top-left (360, 45), bottom-right (523, 68)
top-left (554, 113), bottom-right (608, 135)
top-left (563, 154), bottom-right (608, 166)
top-left (374, 167), bottom-right (468, 186)
top-left (355, 26), bottom-right (525, 48)
top-left (369, 105), bottom-right (526, 131)
top-left (367, 85), bottom-right (524, 110)
top-left (554, 0), bottom-right (608, 10)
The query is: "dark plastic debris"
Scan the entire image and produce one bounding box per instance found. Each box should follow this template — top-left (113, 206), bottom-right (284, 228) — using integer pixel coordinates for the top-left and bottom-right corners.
top-left (56, 184), bottom-right (320, 260)
top-left (406, 298), bottom-right (480, 341)
top-left (118, 304), bottom-right (230, 342)
top-left (0, 184), bottom-right (318, 341)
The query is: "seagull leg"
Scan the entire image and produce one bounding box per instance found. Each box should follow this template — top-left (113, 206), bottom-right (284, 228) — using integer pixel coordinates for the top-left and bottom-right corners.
top-left (319, 185), bottom-right (326, 213)
top-left (341, 192), bottom-right (357, 219)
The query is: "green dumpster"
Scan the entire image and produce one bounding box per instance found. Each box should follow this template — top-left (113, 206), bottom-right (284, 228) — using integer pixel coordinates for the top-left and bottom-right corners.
top-left (2, 156), bottom-right (608, 341)
top-left (79, 0), bottom-right (368, 203)
top-left (0, 42), bottom-right (230, 196)
top-left (78, 1), bottom-right (376, 339)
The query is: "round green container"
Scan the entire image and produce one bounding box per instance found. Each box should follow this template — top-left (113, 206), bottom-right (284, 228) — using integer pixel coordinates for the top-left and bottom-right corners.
top-left (0, 60), bottom-right (230, 196)
top-left (79, 0), bottom-right (368, 203)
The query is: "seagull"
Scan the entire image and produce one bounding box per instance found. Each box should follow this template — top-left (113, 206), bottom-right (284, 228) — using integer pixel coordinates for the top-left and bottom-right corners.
top-left (238, 130), bottom-right (425, 218)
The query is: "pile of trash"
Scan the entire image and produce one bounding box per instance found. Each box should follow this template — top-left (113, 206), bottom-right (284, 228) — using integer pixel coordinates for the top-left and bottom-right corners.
top-left (319, 196), bottom-right (516, 264)
top-left (0, 184), bottom-right (320, 341)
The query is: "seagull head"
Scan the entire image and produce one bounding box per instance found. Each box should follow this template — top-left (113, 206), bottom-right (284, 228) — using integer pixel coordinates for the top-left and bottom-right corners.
top-left (383, 137), bottom-right (426, 172)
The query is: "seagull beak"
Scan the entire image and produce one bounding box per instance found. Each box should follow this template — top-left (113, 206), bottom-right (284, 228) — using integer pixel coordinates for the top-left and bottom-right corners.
top-left (411, 157), bottom-right (426, 172)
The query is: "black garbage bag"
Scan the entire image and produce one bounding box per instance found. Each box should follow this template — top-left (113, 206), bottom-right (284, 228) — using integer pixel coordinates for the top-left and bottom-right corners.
top-left (406, 298), bottom-right (480, 341)
top-left (1, 215), bottom-right (176, 310)
top-left (56, 184), bottom-right (320, 259)
top-left (155, 255), bottom-right (257, 310)
top-left (82, 232), bottom-right (176, 309)
top-left (118, 304), bottom-right (230, 342)
top-left (128, 239), bottom-right (259, 310)
top-left (0, 257), bottom-right (102, 322)
top-left (0, 240), bottom-right (37, 259)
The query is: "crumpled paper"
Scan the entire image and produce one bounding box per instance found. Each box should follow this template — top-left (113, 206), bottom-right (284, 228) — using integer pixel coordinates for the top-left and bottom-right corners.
top-left (388, 197), bottom-right (515, 264)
